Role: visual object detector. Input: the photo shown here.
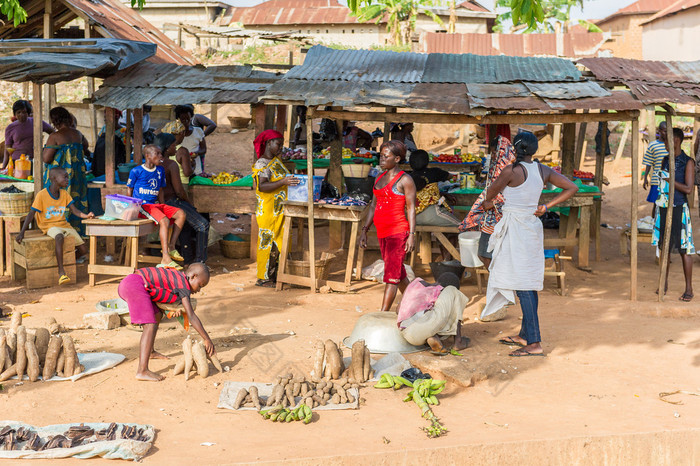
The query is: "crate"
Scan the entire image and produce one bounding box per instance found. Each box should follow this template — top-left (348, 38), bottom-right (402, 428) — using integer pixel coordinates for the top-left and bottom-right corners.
top-left (11, 230), bottom-right (76, 289)
top-left (0, 191), bottom-right (33, 215)
top-left (220, 235), bottom-right (251, 259)
top-left (287, 251), bottom-right (336, 280)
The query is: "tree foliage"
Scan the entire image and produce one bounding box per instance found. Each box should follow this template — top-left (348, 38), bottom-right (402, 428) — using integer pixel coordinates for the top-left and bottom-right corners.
top-left (1, 0), bottom-right (147, 28)
top-left (349, 0), bottom-right (443, 45)
top-left (494, 0), bottom-right (589, 33)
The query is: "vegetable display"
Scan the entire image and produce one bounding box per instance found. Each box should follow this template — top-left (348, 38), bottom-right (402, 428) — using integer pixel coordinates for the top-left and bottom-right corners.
top-left (0, 423), bottom-right (149, 451)
top-left (172, 336), bottom-right (223, 380)
top-left (260, 404), bottom-right (313, 424)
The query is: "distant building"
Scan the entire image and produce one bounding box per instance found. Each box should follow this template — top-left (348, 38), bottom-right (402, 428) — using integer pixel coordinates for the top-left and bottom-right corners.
top-left (226, 0), bottom-right (495, 49)
top-left (596, 0), bottom-right (678, 59)
top-left (641, 0), bottom-right (700, 60)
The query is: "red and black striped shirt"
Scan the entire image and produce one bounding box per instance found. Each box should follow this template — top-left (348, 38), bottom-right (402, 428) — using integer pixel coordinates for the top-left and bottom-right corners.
top-left (136, 267), bottom-right (191, 304)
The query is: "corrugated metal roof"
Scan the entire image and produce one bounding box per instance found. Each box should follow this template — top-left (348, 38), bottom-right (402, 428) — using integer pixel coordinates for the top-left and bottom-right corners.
top-left (228, 0), bottom-right (366, 26)
top-left (93, 62), bottom-right (278, 108)
top-left (0, 39), bottom-right (155, 84)
top-left (422, 32), bottom-right (612, 59)
top-left (406, 83), bottom-right (470, 114)
top-left (457, 0), bottom-right (491, 13)
top-left (641, 0), bottom-right (700, 24)
top-left (524, 81), bottom-right (611, 99)
top-left (543, 90), bottom-right (644, 110)
top-left (598, 0), bottom-right (676, 24)
top-left (0, 0), bottom-right (195, 65)
top-left (626, 80), bottom-right (700, 105)
top-left (466, 83), bottom-right (530, 99)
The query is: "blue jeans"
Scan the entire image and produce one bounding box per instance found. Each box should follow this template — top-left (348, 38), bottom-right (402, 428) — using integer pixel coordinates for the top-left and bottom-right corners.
top-left (165, 198), bottom-right (209, 262)
top-left (516, 290), bottom-right (541, 344)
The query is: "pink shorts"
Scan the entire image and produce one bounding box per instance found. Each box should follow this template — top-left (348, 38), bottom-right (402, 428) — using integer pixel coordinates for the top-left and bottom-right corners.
top-left (118, 274), bottom-right (161, 324)
top-left (378, 231), bottom-right (408, 284)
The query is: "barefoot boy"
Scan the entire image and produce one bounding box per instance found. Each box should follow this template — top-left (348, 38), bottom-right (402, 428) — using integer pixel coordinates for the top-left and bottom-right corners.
top-left (118, 262), bottom-right (215, 381)
top-left (16, 167), bottom-right (94, 285)
top-left (127, 144), bottom-right (186, 269)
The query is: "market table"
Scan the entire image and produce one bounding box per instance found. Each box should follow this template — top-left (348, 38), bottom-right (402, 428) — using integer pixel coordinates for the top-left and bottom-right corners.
top-left (276, 201), bottom-right (368, 292)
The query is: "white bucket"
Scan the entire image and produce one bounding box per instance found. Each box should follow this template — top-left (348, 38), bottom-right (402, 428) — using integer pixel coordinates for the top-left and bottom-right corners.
top-left (458, 231), bottom-right (484, 267)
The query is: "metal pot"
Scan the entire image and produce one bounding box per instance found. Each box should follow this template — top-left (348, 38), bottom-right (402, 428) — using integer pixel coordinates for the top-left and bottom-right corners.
top-left (343, 312), bottom-right (428, 354)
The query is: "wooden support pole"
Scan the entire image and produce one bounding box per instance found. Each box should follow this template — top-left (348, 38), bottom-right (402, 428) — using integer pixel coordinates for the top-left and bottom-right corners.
top-left (253, 104), bottom-right (266, 137)
top-left (133, 107), bottom-right (143, 164)
top-left (551, 123), bottom-right (562, 161)
top-left (43, 0), bottom-right (53, 120)
top-left (658, 114), bottom-right (675, 302)
top-left (84, 23), bottom-right (98, 144)
top-left (105, 107), bottom-right (116, 188)
top-left (32, 83), bottom-right (43, 194)
top-left (328, 108), bottom-right (344, 249)
top-left (593, 118), bottom-right (607, 262)
top-left (383, 107), bottom-right (396, 144)
top-left (275, 105), bottom-right (287, 135)
top-left (561, 121), bottom-right (576, 179)
top-left (287, 105), bottom-right (297, 147)
top-left (124, 109), bottom-right (132, 161)
top-left (630, 117), bottom-right (639, 301)
top-left (574, 110), bottom-right (588, 169)
top-left (306, 111), bottom-right (317, 292)
top-left (613, 121), bottom-right (630, 166)
top-left (211, 104), bottom-right (218, 125)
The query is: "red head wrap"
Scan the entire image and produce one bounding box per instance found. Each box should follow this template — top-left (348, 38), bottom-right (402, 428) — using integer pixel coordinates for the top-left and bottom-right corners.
top-left (253, 129), bottom-right (284, 158)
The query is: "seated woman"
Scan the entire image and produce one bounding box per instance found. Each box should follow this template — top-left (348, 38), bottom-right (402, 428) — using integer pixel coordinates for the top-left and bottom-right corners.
top-left (2, 99), bottom-right (54, 171)
top-left (43, 107), bottom-right (88, 235)
top-left (173, 105), bottom-right (206, 175)
top-left (398, 273), bottom-right (469, 353)
top-left (155, 133), bottom-right (210, 264)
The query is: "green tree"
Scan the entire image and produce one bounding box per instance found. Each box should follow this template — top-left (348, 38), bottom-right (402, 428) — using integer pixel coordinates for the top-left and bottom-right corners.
top-left (494, 0), bottom-right (600, 33)
top-left (1, 0), bottom-right (147, 27)
top-left (350, 0), bottom-right (444, 45)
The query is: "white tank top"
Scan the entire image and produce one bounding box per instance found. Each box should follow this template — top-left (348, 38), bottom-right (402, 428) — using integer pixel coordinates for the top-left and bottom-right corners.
top-left (502, 161), bottom-right (543, 213)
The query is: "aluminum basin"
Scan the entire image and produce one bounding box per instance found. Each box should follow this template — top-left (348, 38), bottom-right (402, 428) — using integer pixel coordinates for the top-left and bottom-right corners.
top-left (343, 312), bottom-right (428, 354)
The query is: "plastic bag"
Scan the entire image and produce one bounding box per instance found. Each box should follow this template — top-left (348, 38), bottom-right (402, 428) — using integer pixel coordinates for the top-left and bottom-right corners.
top-left (361, 260), bottom-right (416, 282)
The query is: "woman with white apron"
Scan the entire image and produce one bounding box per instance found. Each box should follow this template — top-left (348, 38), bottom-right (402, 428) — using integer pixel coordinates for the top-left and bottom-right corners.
top-left (480, 132), bottom-right (578, 357)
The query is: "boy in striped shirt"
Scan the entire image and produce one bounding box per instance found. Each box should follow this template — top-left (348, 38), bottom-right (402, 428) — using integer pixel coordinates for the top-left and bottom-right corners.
top-left (643, 121), bottom-right (668, 215)
top-left (118, 262), bottom-right (215, 381)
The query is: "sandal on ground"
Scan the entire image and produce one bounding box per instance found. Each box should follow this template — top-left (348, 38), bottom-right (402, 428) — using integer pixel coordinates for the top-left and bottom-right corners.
top-left (255, 279), bottom-right (276, 288)
top-left (679, 293), bottom-right (694, 302)
top-left (499, 337), bottom-right (525, 347)
top-left (169, 250), bottom-right (185, 262)
top-left (509, 349), bottom-right (545, 357)
top-left (58, 274), bottom-right (71, 285)
top-left (125, 323), bottom-right (143, 332)
top-left (157, 261), bottom-right (183, 270)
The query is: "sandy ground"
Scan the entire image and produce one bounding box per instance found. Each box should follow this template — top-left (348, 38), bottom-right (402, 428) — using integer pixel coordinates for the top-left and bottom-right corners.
top-left (2, 125), bottom-right (700, 464)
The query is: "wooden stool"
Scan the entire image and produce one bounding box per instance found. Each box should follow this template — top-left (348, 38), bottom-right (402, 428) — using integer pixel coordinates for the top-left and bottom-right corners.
top-left (620, 228), bottom-right (653, 256)
top-left (474, 249), bottom-right (569, 296)
top-left (11, 230), bottom-right (76, 289)
top-left (410, 225), bottom-right (461, 271)
top-left (0, 214), bottom-right (27, 276)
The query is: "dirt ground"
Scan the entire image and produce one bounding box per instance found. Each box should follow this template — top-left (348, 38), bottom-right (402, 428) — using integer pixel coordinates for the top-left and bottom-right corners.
top-left (2, 125), bottom-right (700, 465)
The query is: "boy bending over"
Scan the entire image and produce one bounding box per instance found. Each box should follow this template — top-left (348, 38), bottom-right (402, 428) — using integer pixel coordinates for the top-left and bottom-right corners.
top-left (118, 262), bottom-right (215, 381)
top-left (16, 167), bottom-right (94, 285)
top-left (127, 144), bottom-right (186, 269)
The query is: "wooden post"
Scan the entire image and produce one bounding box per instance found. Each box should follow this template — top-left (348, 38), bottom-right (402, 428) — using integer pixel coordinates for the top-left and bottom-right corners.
top-left (613, 121), bottom-right (630, 166)
top-left (275, 105), bottom-right (287, 135)
top-left (658, 114), bottom-right (675, 302)
top-left (328, 109), bottom-right (344, 249)
top-left (384, 107), bottom-right (396, 144)
top-left (124, 109), bottom-right (132, 161)
top-left (561, 121), bottom-right (576, 179)
top-left (253, 104), bottom-right (266, 137)
top-left (574, 110), bottom-right (588, 169)
top-left (133, 107), bottom-right (143, 164)
top-left (211, 104), bottom-right (218, 125)
top-left (32, 83), bottom-right (43, 194)
top-left (630, 117), bottom-right (639, 301)
top-left (43, 0), bottom-right (53, 120)
top-left (306, 110), bottom-right (316, 292)
top-left (593, 118), bottom-right (607, 262)
top-left (551, 123), bottom-right (562, 160)
top-left (85, 24), bottom-right (98, 144)
top-left (287, 105), bottom-right (297, 147)
top-left (105, 107), bottom-right (116, 188)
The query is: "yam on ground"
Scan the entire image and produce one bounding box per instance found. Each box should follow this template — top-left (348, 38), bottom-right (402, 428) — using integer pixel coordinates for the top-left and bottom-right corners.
top-left (56, 347), bottom-right (65, 377)
top-left (10, 311), bottom-right (21, 333)
top-left (312, 340), bottom-right (325, 378)
top-left (25, 339), bottom-right (40, 382)
top-left (15, 326), bottom-right (27, 381)
top-left (34, 328), bottom-right (50, 366)
top-left (4, 346), bottom-right (10, 371)
top-left (350, 340), bottom-right (365, 383)
top-left (61, 335), bottom-right (77, 378)
top-left (6, 331), bottom-right (15, 362)
top-left (171, 357), bottom-right (185, 376)
top-left (330, 393), bottom-right (341, 404)
top-left (0, 365), bottom-right (16, 382)
top-left (42, 335), bottom-right (62, 380)
top-left (47, 317), bottom-right (60, 335)
top-left (0, 334), bottom-right (5, 374)
top-left (182, 337), bottom-right (193, 381)
top-left (233, 388), bottom-right (248, 409)
top-left (249, 386), bottom-right (261, 410)
top-left (323, 340), bottom-right (344, 379)
top-left (73, 364), bottom-right (84, 376)
top-left (191, 341), bottom-right (209, 378)
top-left (363, 346), bottom-right (370, 382)
top-left (272, 384), bottom-right (284, 405)
top-left (209, 354), bottom-right (223, 372)
top-left (304, 397), bottom-right (314, 408)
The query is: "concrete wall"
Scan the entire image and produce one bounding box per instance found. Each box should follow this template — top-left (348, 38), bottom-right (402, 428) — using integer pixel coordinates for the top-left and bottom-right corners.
top-left (415, 14), bottom-right (489, 34)
top-left (598, 14), bottom-right (650, 59)
top-left (257, 24), bottom-right (387, 49)
top-left (642, 9), bottom-right (700, 61)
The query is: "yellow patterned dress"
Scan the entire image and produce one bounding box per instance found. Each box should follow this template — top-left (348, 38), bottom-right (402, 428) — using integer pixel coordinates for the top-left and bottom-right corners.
top-left (252, 156), bottom-right (289, 281)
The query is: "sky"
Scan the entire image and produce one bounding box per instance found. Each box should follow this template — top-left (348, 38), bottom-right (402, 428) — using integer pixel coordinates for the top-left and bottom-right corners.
top-left (224, 0), bottom-right (639, 21)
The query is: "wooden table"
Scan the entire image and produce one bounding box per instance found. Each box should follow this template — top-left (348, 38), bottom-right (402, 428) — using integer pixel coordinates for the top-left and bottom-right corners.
top-left (0, 214), bottom-right (27, 276)
top-left (276, 201), bottom-right (367, 292)
top-left (83, 218), bottom-right (155, 286)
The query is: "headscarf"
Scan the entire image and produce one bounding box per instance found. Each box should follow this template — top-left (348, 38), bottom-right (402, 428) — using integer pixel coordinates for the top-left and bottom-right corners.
top-left (459, 136), bottom-right (515, 234)
top-left (253, 129), bottom-right (284, 159)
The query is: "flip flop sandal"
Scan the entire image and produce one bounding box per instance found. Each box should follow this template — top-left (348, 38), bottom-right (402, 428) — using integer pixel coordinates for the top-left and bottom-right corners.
top-left (255, 280), bottom-right (276, 288)
top-left (509, 350), bottom-right (546, 357)
top-left (169, 250), bottom-right (185, 262)
top-left (125, 324), bottom-right (144, 332)
top-left (679, 293), bottom-right (694, 302)
top-left (157, 261), bottom-right (183, 270)
top-left (499, 337), bottom-right (525, 347)
top-left (58, 274), bottom-right (71, 285)
top-left (430, 350), bottom-right (449, 356)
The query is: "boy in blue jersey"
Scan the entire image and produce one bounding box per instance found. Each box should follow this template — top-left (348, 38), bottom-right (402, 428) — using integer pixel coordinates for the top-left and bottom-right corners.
top-left (127, 145), bottom-right (186, 269)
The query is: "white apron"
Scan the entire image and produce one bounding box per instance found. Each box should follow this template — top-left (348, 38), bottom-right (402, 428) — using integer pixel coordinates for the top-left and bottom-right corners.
top-left (482, 162), bottom-right (544, 318)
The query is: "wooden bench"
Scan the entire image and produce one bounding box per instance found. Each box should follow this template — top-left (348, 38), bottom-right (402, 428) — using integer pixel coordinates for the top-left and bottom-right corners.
top-left (620, 228), bottom-right (653, 256)
top-left (0, 214), bottom-right (27, 276)
top-left (11, 230), bottom-right (76, 289)
top-left (409, 225), bottom-right (460, 271)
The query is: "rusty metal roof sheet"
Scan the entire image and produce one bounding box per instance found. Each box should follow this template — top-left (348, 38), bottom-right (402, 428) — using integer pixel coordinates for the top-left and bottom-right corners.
top-left (524, 81), bottom-right (610, 99)
top-left (543, 90), bottom-right (644, 110)
top-left (0, 0), bottom-right (195, 65)
top-left (626, 80), bottom-right (700, 105)
top-left (228, 0), bottom-right (367, 26)
top-left (466, 83), bottom-right (530, 99)
top-left (598, 0), bottom-right (676, 24)
top-left (93, 62), bottom-right (279, 108)
top-left (0, 39), bottom-right (156, 84)
top-left (641, 0), bottom-right (700, 24)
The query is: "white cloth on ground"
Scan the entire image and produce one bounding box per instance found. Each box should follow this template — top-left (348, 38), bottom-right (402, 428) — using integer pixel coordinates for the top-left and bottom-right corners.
top-left (482, 161), bottom-right (544, 319)
top-left (401, 286), bottom-right (467, 346)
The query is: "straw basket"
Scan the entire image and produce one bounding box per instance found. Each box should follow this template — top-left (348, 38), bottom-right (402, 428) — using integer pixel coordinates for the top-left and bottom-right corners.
top-left (342, 163), bottom-right (371, 178)
top-left (220, 235), bottom-right (251, 259)
top-left (0, 191), bottom-right (33, 215)
top-left (287, 251), bottom-right (336, 280)
top-left (227, 117), bottom-right (251, 129)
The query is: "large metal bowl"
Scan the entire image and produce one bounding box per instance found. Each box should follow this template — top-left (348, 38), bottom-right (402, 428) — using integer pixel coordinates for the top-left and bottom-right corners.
top-left (343, 312), bottom-right (428, 354)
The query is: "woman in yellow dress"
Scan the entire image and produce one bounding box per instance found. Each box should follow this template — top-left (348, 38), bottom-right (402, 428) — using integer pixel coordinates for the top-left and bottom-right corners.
top-left (252, 130), bottom-right (299, 287)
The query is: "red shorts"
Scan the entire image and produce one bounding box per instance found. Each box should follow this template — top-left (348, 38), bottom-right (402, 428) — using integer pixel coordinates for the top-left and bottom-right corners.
top-left (141, 203), bottom-right (181, 223)
top-left (378, 231), bottom-right (408, 284)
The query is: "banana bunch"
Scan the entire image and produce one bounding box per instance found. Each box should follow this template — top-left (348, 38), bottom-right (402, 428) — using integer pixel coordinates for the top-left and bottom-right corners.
top-left (212, 172), bottom-right (239, 185)
top-left (374, 373), bottom-right (413, 390)
top-left (403, 379), bottom-right (445, 406)
top-left (259, 403), bottom-right (313, 424)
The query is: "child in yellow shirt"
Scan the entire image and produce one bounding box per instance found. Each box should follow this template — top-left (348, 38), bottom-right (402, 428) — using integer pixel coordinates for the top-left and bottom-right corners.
top-left (16, 167), bottom-right (94, 285)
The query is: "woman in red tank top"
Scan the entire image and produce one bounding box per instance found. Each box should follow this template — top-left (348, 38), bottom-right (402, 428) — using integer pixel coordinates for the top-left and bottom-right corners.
top-left (360, 141), bottom-right (417, 312)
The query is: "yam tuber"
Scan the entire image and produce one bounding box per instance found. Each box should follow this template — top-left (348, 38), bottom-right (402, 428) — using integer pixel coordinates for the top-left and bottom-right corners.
top-left (312, 340), bottom-right (325, 379)
top-left (191, 341), bottom-right (209, 378)
top-left (323, 340), bottom-right (344, 379)
top-left (42, 335), bottom-right (62, 380)
top-left (73, 364), bottom-right (84, 376)
top-left (0, 334), bottom-right (5, 375)
top-left (0, 365), bottom-right (16, 382)
top-left (4, 346), bottom-right (11, 371)
top-left (248, 386), bottom-right (261, 410)
top-left (350, 340), bottom-right (365, 383)
top-left (25, 339), bottom-right (40, 382)
top-left (6, 331), bottom-right (15, 362)
top-left (363, 347), bottom-right (370, 382)
top-left (15, 326), bottom-right (27, 381)
top-left (233, 388), bottom-right (248, 409)
top-left (330, 393), bottom-right (341, 404)
top-left (182, 337), bottom-right (193, 381)
top-left (10, 311), bottom-right (21, 333)
top-left (47, 317), bottom-right (60, 335)
top-left (209, 354), bottom-right (223, 373)
top-left (61, 335), bottom-right (77, 378)
top-left (56, 347), bottom-right (65, 377)
top-left (172, 358), bottom-right (185, 376)
top-left (34, 328), bottom-right (50, 366)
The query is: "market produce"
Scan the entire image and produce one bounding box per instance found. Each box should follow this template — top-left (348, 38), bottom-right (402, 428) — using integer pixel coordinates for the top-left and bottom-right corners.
top-left (191, 340), bottom-right (209, 378)
top-left (248, 386), bottom-right (262, 410)
top-left (62, 335), bottom-right (77, 377)
top-left (323, 340), bottom-right (344, 379)
top-left (25, 339), bottom-right (40, 382)
top-left (15, 326), bottom-right (26, 381)
top-left (182, 336), bottom-right (193, 381)
top-left (43, 335), bottom-right (62, 380)
top-left (10, 311), bottom-right (21, 333)
top-left (34, 328), bottom-right (50, 366)
top-left (211, 172), bottom-right (239, 185)
top-left (350, 340), bottom-right (365, 383)
top-left (260, 403), bottom-right (313, 424)
top-left (173, 337), bottom-right (223, 379)
top-left (0, 333), bottom-right (5, 372)
top-left (0, 423), bottom-right (149, 451)
top-left (312, 340), bottom-right (325, 379)
top-left (429, 152), bottom-right (481, 164)
top-left (46, 317), bottom-right (61, 335)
